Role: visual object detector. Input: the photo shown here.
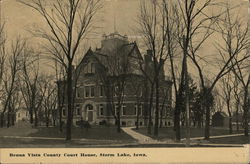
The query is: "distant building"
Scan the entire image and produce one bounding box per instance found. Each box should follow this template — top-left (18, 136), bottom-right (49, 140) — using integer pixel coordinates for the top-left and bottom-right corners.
top-left (212, 111), bottom-right (229, 127)
top-left (16, 108), bottom-right (29, 122)
top-left (58, 32), bottom-right (172, 127)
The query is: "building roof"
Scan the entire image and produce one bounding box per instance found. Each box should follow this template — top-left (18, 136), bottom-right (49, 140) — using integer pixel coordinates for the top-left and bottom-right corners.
top-left (76, 33), bottom-right (143, 76)
top-left (213, 111), bottom-right (228, 117)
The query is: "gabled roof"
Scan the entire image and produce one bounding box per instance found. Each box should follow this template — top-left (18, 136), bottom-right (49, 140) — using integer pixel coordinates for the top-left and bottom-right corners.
top-left (76, 41), bottom-right (143, 72)
top-left (214, 111), bottom-right (228, 117)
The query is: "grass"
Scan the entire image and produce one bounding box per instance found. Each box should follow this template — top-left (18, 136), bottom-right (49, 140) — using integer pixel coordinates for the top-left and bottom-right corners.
top-left (0, 123), bottom-right (136, 147)
top-left (28, 126), bottom-right (135, 141)
top-left (0, 121), bottom-right (135, 141)
top-left (209, 136), bottom-right (249, 144)
top-left (134, 127), bottom-right (245, 140)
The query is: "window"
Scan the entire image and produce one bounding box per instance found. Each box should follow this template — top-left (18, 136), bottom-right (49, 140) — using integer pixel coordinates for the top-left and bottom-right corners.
top-left (85, 62), bottom-right (95, 74)
top-left (134, 104), bottom-right (142, 116)
top-left (62, 108), bottom-right (66, 116)
top-left (139, 104), bottom-right (143, 116)
top-left (139, 87), bottom-right (143, 97)
top-left (85, 86), bottom-right (90, 97)
top-left (100, 85), bottom-right (104, 97)
top-left (91, 63), bottom-right (95, 73)
top-left (99, 104), bottom-right (104, 116)
top-left (122, 105), bottom-right (126, 116)
top-left (134, 105), bottom-right (137, 116)
top-left (76, 105), bottom-right (81, 115)
top-left (115, 104), bottom-right (119, 116)
top-left (76, 89), bottom-right (81, 98)
top-left (85, 86), bottom-right (95, 98)
top-left (90, 86), bottom-right (95, 97)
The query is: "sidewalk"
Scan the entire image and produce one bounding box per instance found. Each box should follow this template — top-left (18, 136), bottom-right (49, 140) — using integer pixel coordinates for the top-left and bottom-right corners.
top-left (181, 133), bottom-right (250, 141)
top-left (122, 127), bottom-right (173, 144)
top-left (122, 127), bottom-right (247, 147)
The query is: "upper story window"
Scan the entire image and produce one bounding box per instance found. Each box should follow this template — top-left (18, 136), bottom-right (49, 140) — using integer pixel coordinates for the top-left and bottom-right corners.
top-left (76, 89), bottom-right (81, 98)
top-left (85, 85), bottom-right (95, 98)
top-left (84, 62), bottom-right (95, 74)
top-left (100, 85), bottom-right (104, 97)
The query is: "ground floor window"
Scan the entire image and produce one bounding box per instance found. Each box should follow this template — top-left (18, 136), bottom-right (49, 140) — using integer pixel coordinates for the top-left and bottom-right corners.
top-left (76, 105), bottom-right (81, 115)
top-left (122, 121), bottom-right (126, 126)
top-left (122, 105), bottom-right (126, 116)
top-left (99, 104), bottom-right (104, 116)
top-left (62, 108), bottom-right (66, 116)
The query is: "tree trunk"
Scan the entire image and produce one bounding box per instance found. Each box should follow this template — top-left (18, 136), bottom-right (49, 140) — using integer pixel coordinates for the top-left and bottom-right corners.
top-left (7, 111), bottom-right (11, 128)
top-left (198, 116), bottom-right (202, 128)
top-left (59, 106), bottom-right (63, 132)
top-left (46, 116), bottom-right (49, 127)
top-left (0, 113), bottom-right (4, 128)
top-left (154, 78), bottom-right (159, 137)
top-left (66, 63), bottom-right (73, 141)
top-left (236, 111), bottom-right (239, 132)
top-left (11, 114), bottom-right (15, 126)
top-left (29, 108), bottom-right (33, 124)
top-left (243, 88), bottom-right (249, 137)
top-left (204, 103), bottom-right (210, 140)
top-left (34, 110), bottom-right (38, 127)
top-left (174, 92), bottom-right (181, 141)
top-left (159, 106), bottom-right (163, 128)
top-left (136, 104), bottom-right (140, 130)
top-left (147, 83), bottom-right (154, 135)
top-left (117, 108), bottom-right (121, 133)
top-left (229, 117), bottom-right (232, 134)
top-left (227, 102), bottom-right (232, 134)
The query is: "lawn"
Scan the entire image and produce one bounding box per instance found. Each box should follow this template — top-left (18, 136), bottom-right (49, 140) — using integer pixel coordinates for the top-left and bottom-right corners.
top-left (134, 127), bottom-right (246, 140)
top-left (0, 124), bottom-right (136, 147)
top-left (28, 126), bottom-right (135, 141)
top-left (209, 136), bottom-right (249, 144)
top-left (0, 121), bottom-right (135, 141)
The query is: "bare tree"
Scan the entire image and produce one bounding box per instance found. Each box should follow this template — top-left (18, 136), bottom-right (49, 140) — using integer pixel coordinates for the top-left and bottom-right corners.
top-left (230, 54), bottom-right (250, 137)
top-left (137, 0), bottom-right (171, 136)
top-left (97, 45), bottom-right (131, 132)
top-left (130, 75), bottom-right (144, 130)
top-left (220, 73), bottom-right (234, 134)
top-left (8, 89), bottom-right (23, 126)
top-left (20, 49), bottom-right (42, 127)
top-left (232, 76), bottom-right (243, 132)
top-left (176, 1), bottom-right (250, 140)
top-left (55, 60), bottom-right (66, 132)
top-left (1, 38), bottom-right (23, 127)
top-left (41, 75), bottom-right (57, 127)
top-left (19, 0), bottom-right (102, 140)
top-left (217, 4), bottom-right (250, 137)
top-left (0, 23), bottom-right (6, 84)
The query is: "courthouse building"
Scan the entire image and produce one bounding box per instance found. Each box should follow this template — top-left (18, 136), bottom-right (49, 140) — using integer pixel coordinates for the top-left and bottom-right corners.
top-left (59, 32), bottom-right (172, 127)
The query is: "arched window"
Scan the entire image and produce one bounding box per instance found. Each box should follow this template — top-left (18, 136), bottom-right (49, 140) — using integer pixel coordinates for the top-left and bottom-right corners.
top-left (85, 104), bottom-right (93, 111)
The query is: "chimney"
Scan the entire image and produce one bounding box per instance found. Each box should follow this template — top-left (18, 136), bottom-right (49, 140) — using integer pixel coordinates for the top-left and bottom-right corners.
top-left (144, 49), bottom-right (153, 62)
top-left (147, 49), bottom-right (153, 56)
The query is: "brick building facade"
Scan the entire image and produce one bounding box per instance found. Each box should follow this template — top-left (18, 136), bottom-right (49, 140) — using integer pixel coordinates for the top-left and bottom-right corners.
top-left (59, 32), bottom-right (172, 127)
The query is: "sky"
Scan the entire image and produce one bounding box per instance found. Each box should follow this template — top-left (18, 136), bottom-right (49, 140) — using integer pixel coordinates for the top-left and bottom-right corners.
top-left (0, 0), bottom-right (249, 77)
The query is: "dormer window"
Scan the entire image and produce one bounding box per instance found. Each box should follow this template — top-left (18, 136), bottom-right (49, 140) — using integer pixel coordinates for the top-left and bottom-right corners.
top-left (84, 62), bottom-right (95, 74)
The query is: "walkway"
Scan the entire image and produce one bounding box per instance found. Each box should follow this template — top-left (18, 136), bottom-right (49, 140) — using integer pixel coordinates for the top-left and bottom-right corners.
top-left (121, 127), bottom-right (173, 144)
top-left (122, 127), bottom-right (247, 147)
top-left (121, 127), bottom-right (155, 144)
top-left (181, 133), bottom-right (250, 141)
